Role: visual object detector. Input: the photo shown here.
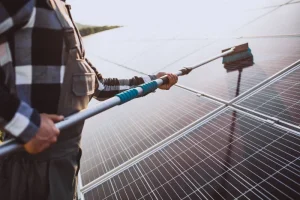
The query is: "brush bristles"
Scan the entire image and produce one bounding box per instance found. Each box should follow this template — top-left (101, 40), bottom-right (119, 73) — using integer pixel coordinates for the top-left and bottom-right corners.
top-left (224, 56), bottom-right (254, 72)
top-left (222, 48), bottom-right (253, 64)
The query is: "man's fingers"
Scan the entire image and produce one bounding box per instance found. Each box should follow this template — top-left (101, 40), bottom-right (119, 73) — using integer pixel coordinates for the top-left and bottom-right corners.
top-left (53, 127), bottom-right (60, 136)
top-left (172, 74), bottom-right (178, 82)
top-left (174, 74), bottom-right (178, 82)
top-left (157, 72), bottom-right (178, 90)
top-left (45, 114), bottom-right (64, 122)
top-left (50, 136), bottom-right (57, 143)
top-left (167, 74), bottom-right (178, 85)
top-left (24, 114), bottom-right (63, 154)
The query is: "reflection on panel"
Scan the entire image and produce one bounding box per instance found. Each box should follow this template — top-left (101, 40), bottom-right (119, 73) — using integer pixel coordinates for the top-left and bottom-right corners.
top-left (124, 40), bottom-right (214, 74)
top-left (175, 7), bottom-right (275, 39)
top-left (86, 39), bottom-right (164, 68)
top-left (86, 55), bottom-right (139, 79)
top-left (80, 87), bottom-right (221, 186)
top-left (85, 38), bottom-right (213, 74)
top-left (163, 38), bottom-right (300, 100)
top-left (244, 0), bottom-right (294, 9)
top-left (238, 65), bottom-right (300, 126)
top-left (235, 3), bottom-right (300, 37)
top-left (82, 3), bottom-right (283, 75)
top-left (84, 109), bottom-right (300, 200)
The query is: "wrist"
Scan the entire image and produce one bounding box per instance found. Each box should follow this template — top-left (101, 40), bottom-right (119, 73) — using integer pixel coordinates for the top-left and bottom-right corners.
top-left (19, 109), bottom-right (41, 143)
top-left (5, 102), bottom-right (41, 143)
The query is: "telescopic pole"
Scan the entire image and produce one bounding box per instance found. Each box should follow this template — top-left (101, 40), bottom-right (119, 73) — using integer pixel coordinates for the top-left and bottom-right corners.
top-left (0, 48), bottom-right (235, 158)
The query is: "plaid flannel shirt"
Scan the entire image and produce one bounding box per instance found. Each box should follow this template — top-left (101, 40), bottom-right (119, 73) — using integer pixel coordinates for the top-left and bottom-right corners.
top-left (0, 0), bottom-right (156, 143)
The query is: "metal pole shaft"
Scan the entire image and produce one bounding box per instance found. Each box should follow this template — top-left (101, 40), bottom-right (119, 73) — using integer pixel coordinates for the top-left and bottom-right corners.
top-left (190, 47), bottom-right (234, 70)
top-left (0, 48), bottom-right (234, 157)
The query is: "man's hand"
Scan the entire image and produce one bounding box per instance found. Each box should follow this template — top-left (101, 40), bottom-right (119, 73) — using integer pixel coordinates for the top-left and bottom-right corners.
top-left (156, 72), bottom-right (178, 90)
top-left (24, 114), bottom-right (64, 154)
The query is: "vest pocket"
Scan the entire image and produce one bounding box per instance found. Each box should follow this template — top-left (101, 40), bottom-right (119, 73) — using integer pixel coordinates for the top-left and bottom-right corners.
top-left (72, 73), bottom-right (95, 110)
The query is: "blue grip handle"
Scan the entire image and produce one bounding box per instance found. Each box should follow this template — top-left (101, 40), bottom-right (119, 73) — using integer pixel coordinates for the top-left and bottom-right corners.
top-left (116, 88), bottom-right (139, 104)
top-left (116, 81), bottom-right (158, 104)
top-left (139, 81), bottom-right (158, 94)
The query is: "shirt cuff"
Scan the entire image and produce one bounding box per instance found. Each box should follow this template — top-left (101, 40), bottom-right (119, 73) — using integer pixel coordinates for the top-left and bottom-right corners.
top-left (4, 101), bottom-right (40, 143)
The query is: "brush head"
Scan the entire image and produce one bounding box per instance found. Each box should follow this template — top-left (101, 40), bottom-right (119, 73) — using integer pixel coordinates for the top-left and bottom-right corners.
top-left (222, 43), bottom-right (254, 72)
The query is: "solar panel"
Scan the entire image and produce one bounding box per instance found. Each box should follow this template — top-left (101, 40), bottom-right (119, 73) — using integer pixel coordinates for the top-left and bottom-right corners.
top-left (83, 26), bottom-right (192, 69)
top-left (80, 87), bottom-right (222, 186)
top-left (84, 165), bottom-right (154, 200)
top-left (124, 40), bottom-right (214, 74)
top-left (83, 108), bottom-right (300, 199)
top-left (77, 1), bottom-right (300, 198)
top-left (162, 37), bottom-right (300, 100)
top-left (242, 0), bottom-right (294, 9)
top-left (86, 39), bottom-right (164, 68)
top-left (85, 55), bottom-right (140, 79)
top-left (237, 65), bottom-right (300, 126)
top-left (235, 2), bottom-right (300, 37)
top-left (82, 4), bottom-right (293, 77)
top-left (175, 6), bottom-right (277, 39)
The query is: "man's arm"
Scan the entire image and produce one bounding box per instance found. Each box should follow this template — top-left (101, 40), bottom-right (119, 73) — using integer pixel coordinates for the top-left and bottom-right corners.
top-left (0, 0), bottom-right (35, 35)
top-left (86, 59), bottom-right (178, 101)
top-left (0, 45), bottom-right (62, 153)
top-left (93, 75), bottom-right (158, 101)
top-left (0, 1), bottom-right (63, 153)
top-left (0, 85), bottom-right (41, 143)
top-left (0, 1), bottom-right (39, 143)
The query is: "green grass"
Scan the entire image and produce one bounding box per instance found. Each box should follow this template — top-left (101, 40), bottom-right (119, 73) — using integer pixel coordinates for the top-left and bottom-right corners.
top-left (76, 23), bottom-right (120, 37)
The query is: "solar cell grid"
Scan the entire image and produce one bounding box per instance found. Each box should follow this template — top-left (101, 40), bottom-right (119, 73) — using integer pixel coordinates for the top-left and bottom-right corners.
top-left (80, 87), bottom-right (222, 185)
top-left (84, 109), bottom-right (300, 200)
top-left (237, 65), bottom-right (300, 126)
top-left (84, 178), bottom-right (117, 200)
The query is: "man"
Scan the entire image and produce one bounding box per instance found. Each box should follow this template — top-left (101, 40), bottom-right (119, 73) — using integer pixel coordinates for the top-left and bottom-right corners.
top-left (0, 0), bottom-right (178, 199)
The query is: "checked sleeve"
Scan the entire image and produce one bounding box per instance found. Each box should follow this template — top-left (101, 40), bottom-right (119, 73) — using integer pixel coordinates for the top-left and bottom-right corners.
top-left (0, 87), bottom-right (41, 143)
top-left (0, 0), bottom-right (40, 143)
top-left (0, 43), bottom-right (40, 143)
top-left (86, 58), bottom-right (157, 101)
top-left (0, 0), bottom-right (35, 35)
top-left (93, 75), bottom-right (157, 101)
top-left (0, 42), bottom-right (40, 143)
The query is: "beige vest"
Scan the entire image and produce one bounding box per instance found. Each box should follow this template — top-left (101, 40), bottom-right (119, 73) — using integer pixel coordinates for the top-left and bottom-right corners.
top-left (33, 0), bottom-right (97, 159)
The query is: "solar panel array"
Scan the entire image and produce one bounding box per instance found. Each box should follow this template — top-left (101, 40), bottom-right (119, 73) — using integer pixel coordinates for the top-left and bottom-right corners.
top-left (163, 38), bottom-right (300, 100)
top-left (79, 1), bottom-right (300, 199)
top-left (234, 1), bottom-right (300, 37)
top-left (237, 65), bottom-right (300, 127)
top-left (84, 109), bottom-right (300, 200)
top-left (81, 88), bottom-right (222, 185)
